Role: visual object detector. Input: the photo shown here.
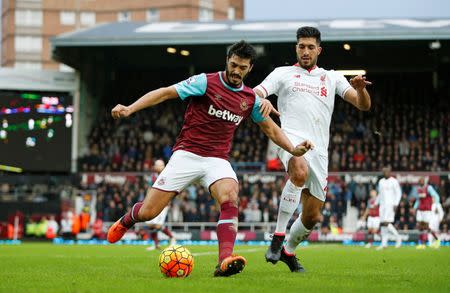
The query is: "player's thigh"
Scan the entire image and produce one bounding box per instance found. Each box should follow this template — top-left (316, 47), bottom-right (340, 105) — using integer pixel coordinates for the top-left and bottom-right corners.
top-left (153, 150), bottom-right (204, 192)
top-left (209, 178), bottom-right (239, 206)
top-left (202, 157), bottom-right (239, 204)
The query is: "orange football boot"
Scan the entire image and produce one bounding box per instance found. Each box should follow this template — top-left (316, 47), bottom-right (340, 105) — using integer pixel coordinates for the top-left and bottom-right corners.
top-left (213, 255), bottom-right (247, 277)
top-left (107, 218), bottom-right (129, 243)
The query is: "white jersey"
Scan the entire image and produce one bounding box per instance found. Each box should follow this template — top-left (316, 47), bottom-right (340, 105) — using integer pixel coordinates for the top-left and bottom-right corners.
top-left (255, 64), bottom-right (352, 155)
top-left (377, 177), bottom-right (402, 207)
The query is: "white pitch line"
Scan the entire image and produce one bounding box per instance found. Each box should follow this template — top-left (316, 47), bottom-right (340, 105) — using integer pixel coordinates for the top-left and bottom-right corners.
top-left (192, 248), bottom-right (263, 257)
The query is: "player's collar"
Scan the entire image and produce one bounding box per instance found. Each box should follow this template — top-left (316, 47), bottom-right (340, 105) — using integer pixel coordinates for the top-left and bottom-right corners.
top-left (293, 63), bottom-right (318, 73)
top-left (219, 71), bottom-right (244, 92)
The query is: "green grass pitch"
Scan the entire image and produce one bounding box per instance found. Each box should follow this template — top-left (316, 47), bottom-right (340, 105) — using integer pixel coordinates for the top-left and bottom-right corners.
top-left (0, 243), bottom-right (449, 292)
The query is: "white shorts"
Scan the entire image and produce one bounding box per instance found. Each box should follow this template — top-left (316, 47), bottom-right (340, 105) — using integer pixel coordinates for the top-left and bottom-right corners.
top-left (429, 218), bottom-right (440, 232)
top-left (416, 210), bottom-right (432, 223)
top-left (145, 206), bottom-right (169, 226)
top-left (152, 150), bottom-right (238, 193)
top-left (278, 135), bottom-right (328, 201)
top-left (379, 205), bottom-right (395, 223)
top-left (367, 216), bottom-right (380, 230)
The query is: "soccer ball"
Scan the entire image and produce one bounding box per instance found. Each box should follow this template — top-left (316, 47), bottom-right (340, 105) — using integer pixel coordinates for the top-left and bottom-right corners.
top-left (159, 245), bottom-right (194, 278)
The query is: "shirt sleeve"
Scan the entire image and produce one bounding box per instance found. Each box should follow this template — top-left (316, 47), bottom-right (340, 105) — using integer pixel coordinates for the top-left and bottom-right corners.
top-left (335, 71), bottom-right (352, 99)
top-left (174, 73), bottom-right (207, 100)
top-left (254, 67), bottom-right (283, 98)
top-left (414, 199), bottom-right (419, 210)
top-left (427, 185), bottom-right (440, 203)
top-left (250, 95), bottom-right (267, 123)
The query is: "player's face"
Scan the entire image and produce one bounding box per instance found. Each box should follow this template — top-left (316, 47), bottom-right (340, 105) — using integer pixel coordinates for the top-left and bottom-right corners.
top-left (296, 37), bottom-right (322, 70)
top-left (382, 168), bottom-right (391, 178)
top-left (225, 54), bottom-right (253, 86)
top-left (419, 178), bottom-right (424, 185)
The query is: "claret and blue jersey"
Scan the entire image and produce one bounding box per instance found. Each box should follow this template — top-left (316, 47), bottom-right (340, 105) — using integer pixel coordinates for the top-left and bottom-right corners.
top-left (172, 71), bottom-right (265, 160)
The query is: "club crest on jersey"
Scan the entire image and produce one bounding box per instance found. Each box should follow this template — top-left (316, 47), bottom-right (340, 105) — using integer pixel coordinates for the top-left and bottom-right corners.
top-left (320, 74), bottom-right (326, 82)
top-left (293, 74), bottom-right (301, 79)
top-left (157, 177), bottom-right (166, 186)
top-left (240, 99), bottom-right (248, 111)
top-left (214, 94), bottom-right (222, 100)
top-left (186, 76), bottom-right (197, 85)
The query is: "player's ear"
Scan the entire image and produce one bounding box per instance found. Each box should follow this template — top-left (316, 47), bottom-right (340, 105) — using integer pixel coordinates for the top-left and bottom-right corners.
top-left (249, 64), bottom-right (253, 72)
top-left (318, 46), bottom-right (322, 55)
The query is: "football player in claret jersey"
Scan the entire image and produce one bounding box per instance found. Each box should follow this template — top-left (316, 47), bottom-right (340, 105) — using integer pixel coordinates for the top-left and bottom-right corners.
top-left (363, 189), bottom-right (380, 248)
top-left (412, 177), bottom-right (440, 249)
top-left (253, 27), bottom-right (372, 272)
top-left (107, 41), bottom-right (313, 277)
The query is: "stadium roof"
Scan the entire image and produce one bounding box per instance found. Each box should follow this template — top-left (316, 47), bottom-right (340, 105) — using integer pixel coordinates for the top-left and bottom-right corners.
top-left (52, 18), bottom-right (450, 47)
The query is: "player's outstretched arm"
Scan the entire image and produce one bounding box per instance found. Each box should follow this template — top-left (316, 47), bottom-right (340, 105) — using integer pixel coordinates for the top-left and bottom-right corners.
top-left (111, 86), bottom-right (179, 119)
top-left (257, 118), bottom-right (313, 157)
top-left (344, 75), bottom-right (372, 111)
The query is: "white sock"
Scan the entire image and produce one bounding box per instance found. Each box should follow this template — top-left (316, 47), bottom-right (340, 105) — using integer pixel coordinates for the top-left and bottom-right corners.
top-left (381, 226), bottom-right (388, 247)
top-left (275, 180), bottom-right (303, 234)
top-left (387, 223), bottom-right (399, 236)
top-left (428, 233), bottom-right (433, 244)
top-left (285, 214), bottom-right (311, 254)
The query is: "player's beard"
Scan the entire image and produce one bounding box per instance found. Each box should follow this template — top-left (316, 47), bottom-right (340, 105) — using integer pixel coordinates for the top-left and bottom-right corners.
top-left (225, 68), bottom-right (247, 87)
top-left (297, 55), bottom-right (317, 70)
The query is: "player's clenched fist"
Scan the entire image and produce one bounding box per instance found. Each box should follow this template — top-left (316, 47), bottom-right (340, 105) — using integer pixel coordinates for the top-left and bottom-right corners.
top-left (111, 104), bottom-right (131, 119)
top-left (291, 140), bottom-right (314, 157)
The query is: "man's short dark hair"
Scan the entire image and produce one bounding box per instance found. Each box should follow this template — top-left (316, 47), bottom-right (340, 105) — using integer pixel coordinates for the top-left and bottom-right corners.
top-left (227, 40), bottom-right (257, 65)
top-left (296, 26), bottom-right (321, 44)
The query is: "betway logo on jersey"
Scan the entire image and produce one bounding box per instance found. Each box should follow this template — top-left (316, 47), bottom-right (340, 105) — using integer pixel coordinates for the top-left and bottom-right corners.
top-left (208, 105), bottom-right (243, 125)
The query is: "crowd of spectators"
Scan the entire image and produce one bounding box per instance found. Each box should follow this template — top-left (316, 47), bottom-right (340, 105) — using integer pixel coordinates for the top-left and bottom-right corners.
top-left (329, 74), bottom-right (449, 171)
top-left (82, 174), bottom-right (450, 233)
top-left (78, 74), bottom-right (449, 172)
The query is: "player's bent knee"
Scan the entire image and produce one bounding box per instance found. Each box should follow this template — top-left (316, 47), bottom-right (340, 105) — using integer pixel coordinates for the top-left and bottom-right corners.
top-left (290, 168), bottom-right (308, 186)
top-left (288, 158), bottom-right (308, 186)
top-left (222, 184), bottom-right (239, 204)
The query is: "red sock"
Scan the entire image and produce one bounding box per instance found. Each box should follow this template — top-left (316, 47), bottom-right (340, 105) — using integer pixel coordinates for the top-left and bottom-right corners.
top-left (419, 232), bottom-right (427, 244)
top-left (121, 202), bottom-right (144, 228)
top-left (217, 201), bottom-right (238, 263)
top-left (162, 227), bottom-right (173, 238)
top-left (151, 232), bottom-right (159, 247)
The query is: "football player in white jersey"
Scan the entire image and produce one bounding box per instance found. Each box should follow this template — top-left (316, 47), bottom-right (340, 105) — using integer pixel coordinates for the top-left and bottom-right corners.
top-left (254, 26), bottom-right (372, 272)
top-left (376, 166), bottom-right (402, 250)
